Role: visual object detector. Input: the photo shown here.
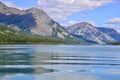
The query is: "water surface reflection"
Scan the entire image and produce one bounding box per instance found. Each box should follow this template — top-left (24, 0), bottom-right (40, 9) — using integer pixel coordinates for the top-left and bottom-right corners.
top-left (0, 45), bottom-right (120, 80)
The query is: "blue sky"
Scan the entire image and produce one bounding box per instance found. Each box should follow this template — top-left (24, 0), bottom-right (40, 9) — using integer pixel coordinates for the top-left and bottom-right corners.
top-left (0, 0), bottom-right (37, 9)
top-left (68, 1), bottom-right (120, 26)
top-left (1, 0), bottom-right (120, 32)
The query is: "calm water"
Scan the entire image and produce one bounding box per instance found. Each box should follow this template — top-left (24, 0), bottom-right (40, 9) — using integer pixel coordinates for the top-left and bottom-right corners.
top-left (0, 45), bottom-right (120, 80)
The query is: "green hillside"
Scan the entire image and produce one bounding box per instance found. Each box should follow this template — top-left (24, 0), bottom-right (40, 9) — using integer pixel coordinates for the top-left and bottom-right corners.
top-left (0, 25), bottom-right (82, 44)
top-left (0, 25), bottom-right (64, 44)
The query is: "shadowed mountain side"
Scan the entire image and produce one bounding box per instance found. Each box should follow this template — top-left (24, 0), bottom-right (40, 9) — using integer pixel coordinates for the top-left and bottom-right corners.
top-left (0, 13), bottom-right (36, 30)
top-left (0, 2), bottom-right (106, 44)
top-left (0, 2), bottom-right (71, 39)
top-left (97, 27), bottom-right (120, 42)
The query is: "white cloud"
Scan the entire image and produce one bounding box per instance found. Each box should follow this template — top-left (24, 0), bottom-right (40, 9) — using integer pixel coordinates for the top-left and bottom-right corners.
top-left (64, 20), bottom-right (96, 26)
top-left (0, 0), bottom-right (23, 9)
top-left (106, 18), bottom-right (120, 33)
top-left (37, 0), bottom-right (114, 21)
top-left (108, 24), bottom-right (120, 33)
top-left (106, 18), bottom-right (120, 24)
top-left (67, 20), bottom-right (81, 25)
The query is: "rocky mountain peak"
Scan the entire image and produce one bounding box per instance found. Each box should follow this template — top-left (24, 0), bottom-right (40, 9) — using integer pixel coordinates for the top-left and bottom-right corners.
top-left (69, 22), bottom-right (95, 31)
top-left (67, 22), bottom-right (115, 44)
top-left (78, 22), bottom-right (93, 26)
top-left (0, 1), bottom-right (6, 7)
top-left (0, 1), bottom-right (8, 11)
top-left (27, 7), bottom-right (46, 15)
top-left (0, 2), bottom-right (70, 39)
top-left (0, 2), bottom-right (26, 15)
top-left (28, 7), bottom-right (41, 11)
top-left (68, 22), bottom-right (97, 34)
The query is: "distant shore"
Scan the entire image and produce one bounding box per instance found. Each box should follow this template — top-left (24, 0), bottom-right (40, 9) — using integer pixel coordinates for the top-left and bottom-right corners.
top-left (106, 42), bottom-right (120, 45)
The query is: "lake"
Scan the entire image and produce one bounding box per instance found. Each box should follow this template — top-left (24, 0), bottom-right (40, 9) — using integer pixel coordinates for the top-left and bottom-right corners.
top-left (0, 45), bottom-right (120, 80)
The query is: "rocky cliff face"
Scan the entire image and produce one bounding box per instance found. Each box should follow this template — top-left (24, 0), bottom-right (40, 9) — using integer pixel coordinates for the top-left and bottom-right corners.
top-left (0, 2), bottom-right (69, 39)
top-left (67, 22), bottom-right (115, 43)
top-left (97, 27), bottom-right (120, 41)
top-left (0, 2), bottom-right (25, 15)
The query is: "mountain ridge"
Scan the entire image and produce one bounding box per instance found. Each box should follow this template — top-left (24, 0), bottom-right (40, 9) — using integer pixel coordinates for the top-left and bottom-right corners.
top-left (0, 2), bottom-right (88, 44)
top-left (67, 22), bottom-right (116, 43)
top-left (0, 2), bottom-right (70, 39)
top-left (0, 2), bottom-right (119, 44)
top-left (97, 27), bottom-right (120, 42)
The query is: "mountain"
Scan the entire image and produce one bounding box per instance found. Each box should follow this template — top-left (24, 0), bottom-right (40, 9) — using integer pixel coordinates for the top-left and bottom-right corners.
top-left (97, 27), bottom-right (120, 41)
top-left (0, 2), bottom-right (89, 44)
top-left (1, 2), bottom-right (116, 44)
top-left (0, 24), bottom-right (76, 44)
top-left (67, 22), bottom-right (115, 44)
top-left (0, 2), bottom-right (70, 39)
top-left (0, 24), bottom-right (31, 44)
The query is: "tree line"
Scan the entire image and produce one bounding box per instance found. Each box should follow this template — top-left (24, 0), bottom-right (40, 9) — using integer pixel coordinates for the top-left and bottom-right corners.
top-left (0, 25), bottom-right (66, 44)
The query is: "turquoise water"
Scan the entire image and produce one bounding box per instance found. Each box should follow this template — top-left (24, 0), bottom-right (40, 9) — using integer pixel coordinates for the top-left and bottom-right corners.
top-left (0, 45), bottom-right (120, 80)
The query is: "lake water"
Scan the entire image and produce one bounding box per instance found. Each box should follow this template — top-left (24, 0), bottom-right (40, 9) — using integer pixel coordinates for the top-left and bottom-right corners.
top-left (0, 45), bottom-right (120, 80)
